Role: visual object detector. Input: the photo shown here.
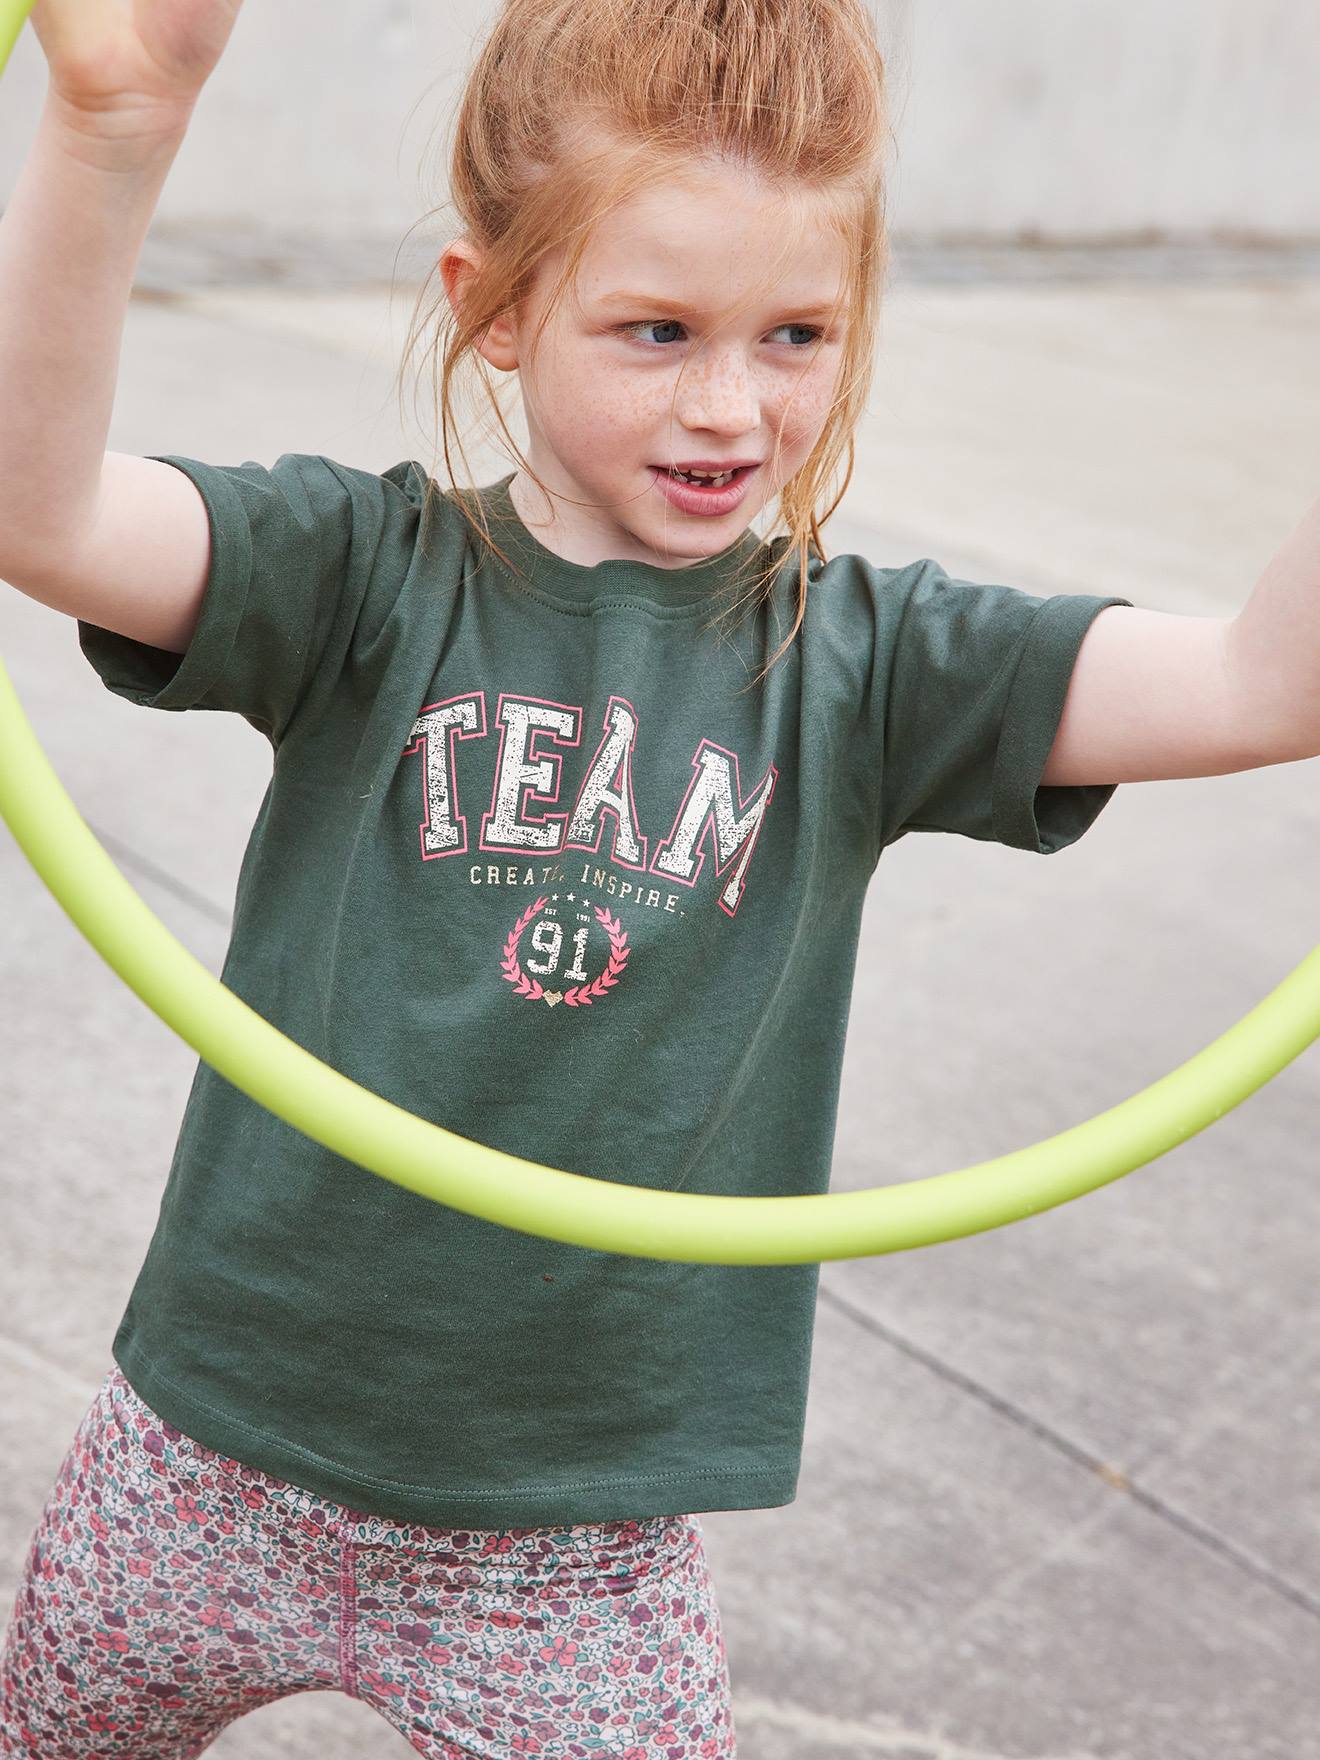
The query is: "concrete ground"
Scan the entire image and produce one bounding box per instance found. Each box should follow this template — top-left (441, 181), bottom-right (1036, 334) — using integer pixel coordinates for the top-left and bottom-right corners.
top-left (2, 243), bottom-right (1319, 1759)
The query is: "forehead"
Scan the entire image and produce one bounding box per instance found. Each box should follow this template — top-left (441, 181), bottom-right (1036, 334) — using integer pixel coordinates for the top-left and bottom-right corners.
top-left (572, 158), bottom-right (847, 317)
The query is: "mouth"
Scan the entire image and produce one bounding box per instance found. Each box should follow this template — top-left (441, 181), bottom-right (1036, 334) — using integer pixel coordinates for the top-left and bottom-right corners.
top-left (650, 462), bottom-right (759, 515)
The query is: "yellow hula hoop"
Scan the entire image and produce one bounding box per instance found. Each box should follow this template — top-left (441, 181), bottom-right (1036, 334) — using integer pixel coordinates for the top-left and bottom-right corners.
top-left (2, 0), bottom-right (1318, 1266)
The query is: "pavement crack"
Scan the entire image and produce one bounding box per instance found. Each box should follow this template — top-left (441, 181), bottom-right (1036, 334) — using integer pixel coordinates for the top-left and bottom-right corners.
top-left (85, 817), bottom-right (233, 930)
top-left (818, 1281), bottom-right (1320, 1624)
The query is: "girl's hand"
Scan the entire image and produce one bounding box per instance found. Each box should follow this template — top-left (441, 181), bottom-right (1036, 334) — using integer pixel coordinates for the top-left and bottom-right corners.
top-left (29, 0), bottom-right (245, 138)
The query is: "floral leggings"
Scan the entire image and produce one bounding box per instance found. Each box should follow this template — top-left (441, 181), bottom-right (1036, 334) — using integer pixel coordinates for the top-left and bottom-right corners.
top-left (0, 1365), bottom-right (738, 1759)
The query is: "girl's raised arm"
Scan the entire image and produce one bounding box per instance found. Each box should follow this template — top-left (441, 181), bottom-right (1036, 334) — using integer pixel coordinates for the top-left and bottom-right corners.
top-left (0, 0), bottom-right (244, 652)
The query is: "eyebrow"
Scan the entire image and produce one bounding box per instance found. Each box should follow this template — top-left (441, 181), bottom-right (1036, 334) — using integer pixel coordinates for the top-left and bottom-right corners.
top-left (596, 291), bottom-right (842, 321)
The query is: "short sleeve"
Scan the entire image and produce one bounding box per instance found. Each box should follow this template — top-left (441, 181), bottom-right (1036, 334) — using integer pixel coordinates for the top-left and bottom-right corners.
top-left (77, 452), bottom-right (425, 746)
top-left (875, 557), bottom-right (1133, 855)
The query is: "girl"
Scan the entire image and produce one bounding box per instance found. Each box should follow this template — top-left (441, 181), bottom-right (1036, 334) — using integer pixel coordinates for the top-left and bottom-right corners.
top-left (2, 0), bottom-right (1316, 1756)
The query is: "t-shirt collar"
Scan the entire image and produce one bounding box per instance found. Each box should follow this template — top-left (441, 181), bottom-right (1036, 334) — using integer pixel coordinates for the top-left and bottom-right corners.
top-left (470, 472), bottom-right (770, 610)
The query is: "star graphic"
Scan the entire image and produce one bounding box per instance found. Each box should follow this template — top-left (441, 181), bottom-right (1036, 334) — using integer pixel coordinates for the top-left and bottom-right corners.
top-left (551, 894), bottom-right (559, 901)
top-left (567, 892), bottom-right (576, 902)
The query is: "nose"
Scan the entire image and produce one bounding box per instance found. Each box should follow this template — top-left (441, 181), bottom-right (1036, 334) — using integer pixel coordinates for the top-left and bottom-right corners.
top-left (672, 343), bottom-right (761, 439)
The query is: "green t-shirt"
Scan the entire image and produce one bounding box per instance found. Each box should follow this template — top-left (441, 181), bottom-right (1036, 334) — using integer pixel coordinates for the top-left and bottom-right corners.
top-left (78, 456), bottom-right (1130, 1529)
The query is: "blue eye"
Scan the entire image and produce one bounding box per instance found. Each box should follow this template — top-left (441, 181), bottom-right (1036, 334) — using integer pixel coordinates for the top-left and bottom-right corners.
top-left (620, 320), bottom-right (824, 348)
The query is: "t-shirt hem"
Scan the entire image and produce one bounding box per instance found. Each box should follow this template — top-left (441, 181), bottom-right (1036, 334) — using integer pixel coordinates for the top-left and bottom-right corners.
top-left (111, 1336), bottom-right (799, 1529)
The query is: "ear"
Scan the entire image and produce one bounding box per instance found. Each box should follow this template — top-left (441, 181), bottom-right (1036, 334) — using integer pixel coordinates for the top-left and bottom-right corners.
top-left (439, 238), bottom-right (521, 373)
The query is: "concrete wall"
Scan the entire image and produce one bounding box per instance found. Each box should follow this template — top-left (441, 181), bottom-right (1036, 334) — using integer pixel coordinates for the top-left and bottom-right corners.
top-left (891, 0), bottom-right (1320, 240)
top-left (2, 0), bottom-right (1318, 243)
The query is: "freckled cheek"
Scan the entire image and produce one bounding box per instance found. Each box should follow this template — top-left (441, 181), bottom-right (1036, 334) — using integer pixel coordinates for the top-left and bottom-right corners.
top-left (548, 362), bottom-right (661, 447)
top-left (772, 373), bottom-right (837, 458)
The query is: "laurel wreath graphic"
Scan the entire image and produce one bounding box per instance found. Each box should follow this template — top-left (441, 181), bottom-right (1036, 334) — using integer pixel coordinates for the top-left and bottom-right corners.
top-left (501, 896), bottom-right (631, 1008)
